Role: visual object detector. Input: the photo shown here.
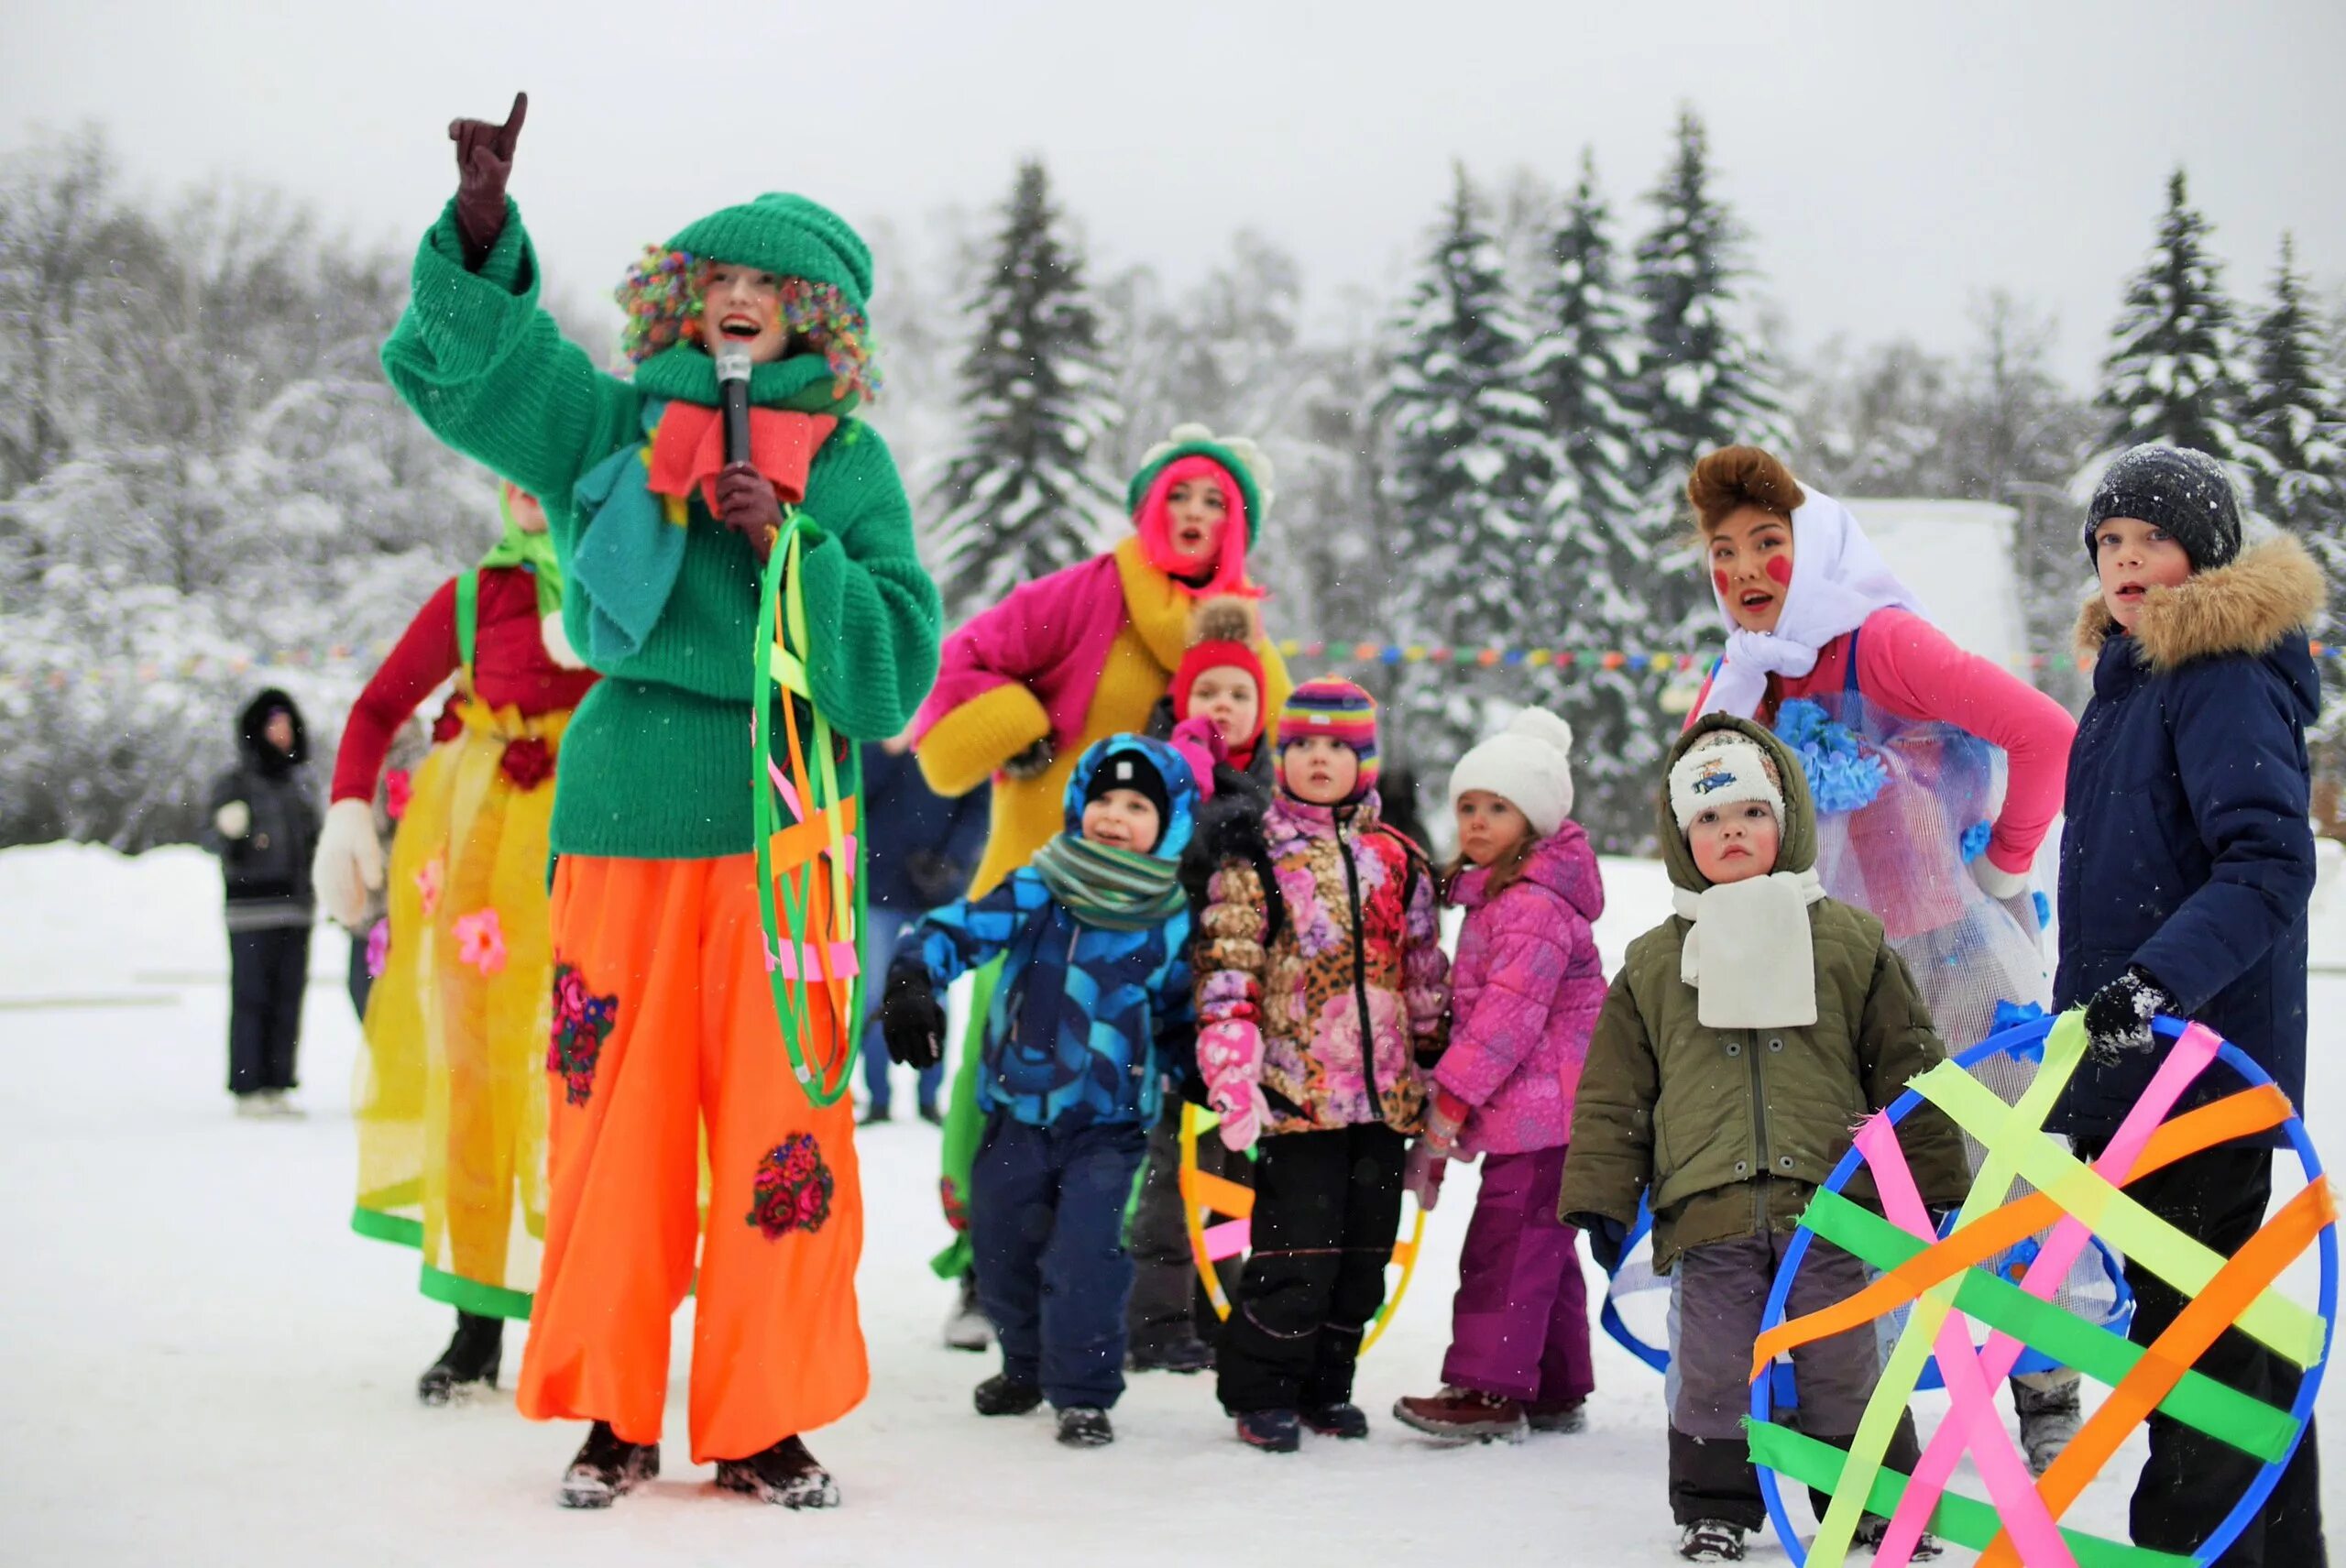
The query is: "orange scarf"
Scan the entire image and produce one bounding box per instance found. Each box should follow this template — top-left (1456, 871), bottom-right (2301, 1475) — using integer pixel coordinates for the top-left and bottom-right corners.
top-left (645, 402), bottom-right (839, 513)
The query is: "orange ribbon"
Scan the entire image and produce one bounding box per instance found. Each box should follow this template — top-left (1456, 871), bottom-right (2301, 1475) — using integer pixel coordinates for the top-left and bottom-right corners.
top-left (1749, 1085), bottom-right (2295, 1380)
top-left (1976, 1176), bottom-right (2334, 1566)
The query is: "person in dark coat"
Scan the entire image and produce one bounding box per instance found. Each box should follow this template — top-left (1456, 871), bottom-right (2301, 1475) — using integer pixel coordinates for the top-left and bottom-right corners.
top-left (203, 687), bottom-right (322, 1116)
top-left (859, 735), bottom-right (988, 1124)
top-left (2055, 444), bottom-right (2327, 1564)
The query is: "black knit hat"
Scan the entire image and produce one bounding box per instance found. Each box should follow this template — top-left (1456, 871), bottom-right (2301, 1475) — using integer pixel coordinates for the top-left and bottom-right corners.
top-left (1083, 747), bottom-right (1170, 827)
top-left (2085, 444), bottom-right (2242, 572)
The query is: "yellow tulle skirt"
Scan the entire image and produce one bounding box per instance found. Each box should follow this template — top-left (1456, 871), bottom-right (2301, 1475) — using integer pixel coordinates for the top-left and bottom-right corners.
top-left (351, 696), bottom-right (570, 1320)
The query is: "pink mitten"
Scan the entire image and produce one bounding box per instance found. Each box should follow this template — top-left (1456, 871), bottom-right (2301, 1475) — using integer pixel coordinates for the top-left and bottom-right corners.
top-left (1168, 715), bottom-right (1227, 803)
top-left (1402, 1140), bottom-right (1446, 1212)
top-left (1198, 1019), bottom-right (1266, 1152)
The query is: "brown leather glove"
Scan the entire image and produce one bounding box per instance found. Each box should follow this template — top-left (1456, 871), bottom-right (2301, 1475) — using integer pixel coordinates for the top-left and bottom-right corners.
top-left (715, 462), bottom-right (783, 564)
top-left (449, 92), bottom-right (528, 269)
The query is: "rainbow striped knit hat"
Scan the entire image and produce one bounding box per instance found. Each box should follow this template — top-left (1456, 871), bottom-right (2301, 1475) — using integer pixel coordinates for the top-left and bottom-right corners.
top-left (1276, 677), bottom-right (1379, 799)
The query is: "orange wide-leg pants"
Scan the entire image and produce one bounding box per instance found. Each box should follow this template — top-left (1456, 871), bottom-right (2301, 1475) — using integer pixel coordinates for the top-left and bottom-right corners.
top-left (517, 846), bottom-right (867, 1463)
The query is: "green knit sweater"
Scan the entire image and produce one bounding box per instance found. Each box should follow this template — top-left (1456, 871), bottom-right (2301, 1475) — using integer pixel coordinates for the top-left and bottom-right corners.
top-left (383, 198), bottom-right (941, 860)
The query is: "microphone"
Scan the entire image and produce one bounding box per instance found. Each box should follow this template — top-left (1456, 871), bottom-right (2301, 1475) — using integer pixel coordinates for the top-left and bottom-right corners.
top-left (716, 345), bottom-right (753, 467)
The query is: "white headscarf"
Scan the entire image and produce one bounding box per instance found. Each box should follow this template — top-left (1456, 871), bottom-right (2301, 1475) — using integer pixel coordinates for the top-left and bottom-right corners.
top-left (1694, 489), bottom-right (1926, 720)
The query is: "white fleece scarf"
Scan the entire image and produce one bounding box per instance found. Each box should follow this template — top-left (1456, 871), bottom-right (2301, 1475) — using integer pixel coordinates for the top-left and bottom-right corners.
top-left (1672, 870), bottom-right (1828, 1028)
top-left (1695, 489), bottom-right (1926, 720)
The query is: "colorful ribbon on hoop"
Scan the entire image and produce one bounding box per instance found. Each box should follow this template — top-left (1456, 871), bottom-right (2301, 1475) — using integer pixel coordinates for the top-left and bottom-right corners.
top-left (751, 510), bottom-right (865, 1107)
top-left (1752, 1014), bottom-right (2332, 1567)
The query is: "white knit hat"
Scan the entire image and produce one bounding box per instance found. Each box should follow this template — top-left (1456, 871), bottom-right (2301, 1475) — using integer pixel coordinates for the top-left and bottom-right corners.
top-left (1668, 731), bottom-right (1786, 834)
top-left (1447, 707), bottom-right (1577, 836)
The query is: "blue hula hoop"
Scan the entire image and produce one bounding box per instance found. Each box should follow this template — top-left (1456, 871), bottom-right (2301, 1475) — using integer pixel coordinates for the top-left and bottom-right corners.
top-left (1749, 1014), bottom-right (2336, 1566)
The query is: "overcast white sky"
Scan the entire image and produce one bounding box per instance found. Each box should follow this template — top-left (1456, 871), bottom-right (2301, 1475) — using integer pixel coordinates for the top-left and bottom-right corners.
top-left (5, 0), bottom-right (2341, 387)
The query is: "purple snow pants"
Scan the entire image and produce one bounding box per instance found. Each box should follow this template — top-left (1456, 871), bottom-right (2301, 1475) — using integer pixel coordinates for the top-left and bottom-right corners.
top-left (1439, 1144), bottom-right (1595, 1404)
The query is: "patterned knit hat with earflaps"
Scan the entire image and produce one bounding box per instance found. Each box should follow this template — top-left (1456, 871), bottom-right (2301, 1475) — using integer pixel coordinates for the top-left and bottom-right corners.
top-left (1128, 423), bottom-right (1273, 598)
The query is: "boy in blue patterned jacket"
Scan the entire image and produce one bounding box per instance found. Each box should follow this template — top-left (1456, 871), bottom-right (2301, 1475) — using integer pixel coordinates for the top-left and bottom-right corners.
top-left (882, 734), bottom-right (1200, 1449)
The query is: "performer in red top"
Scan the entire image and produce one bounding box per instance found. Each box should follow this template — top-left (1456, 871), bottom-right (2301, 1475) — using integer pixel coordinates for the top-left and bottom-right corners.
top-left (317, 482), bottom-right (597, 1405)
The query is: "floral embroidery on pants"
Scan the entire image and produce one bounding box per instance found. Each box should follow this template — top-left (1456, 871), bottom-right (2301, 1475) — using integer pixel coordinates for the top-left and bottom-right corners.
top-left (548, 959), bottom-right (618, 1107)
top-left (748, 1133), bottom-right (836, 1239)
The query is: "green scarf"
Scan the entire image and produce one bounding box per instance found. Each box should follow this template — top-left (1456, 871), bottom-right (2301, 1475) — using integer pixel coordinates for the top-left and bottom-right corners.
top-left (480, 487), bottom-right (565, 620)
top-left (631, 345), bottom-right (861, 417)
top-left (1031, 833), bottom-right (1186, 932)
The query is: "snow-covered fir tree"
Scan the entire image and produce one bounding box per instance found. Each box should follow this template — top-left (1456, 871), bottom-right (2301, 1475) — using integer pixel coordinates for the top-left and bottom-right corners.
top-left (2244, 234), bottom-right (2345, 530)
top-left (1522, 150), bottom-right (1663, 850)
top-left (926, 158), bottom-right (1123, 621)
top-left (2243, 233), bottom-right (2346, 775)
top-left (2096, 168), bottom-right (2267, 469)
top-left (1629, 108), bottom-right (1788, 646)
top-left (1381, 165), bottom-right (1560, 774)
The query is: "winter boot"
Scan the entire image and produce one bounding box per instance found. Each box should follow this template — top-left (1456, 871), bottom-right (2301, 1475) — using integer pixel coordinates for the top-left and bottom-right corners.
top-left (1055, 1407), bottom-right (1113, 1448)
top-left (942, 1271), bottom-right (992, 1353)
top-left (1853, 1517), bottom-right (1944, 1560)
top-left (859, 1104), bottom-right (891, 1126)
top-left (1677, 1519), bottom-right (1745, 1562)
top-left (557, 1421), bottom-right (659, 1509)
top-left (2013, 1374), bottom-right (2082, 1476)
top-left (1127, 1335), bottom-right (1214, 1375)
top-left (1301, 1401), bottom-right (1371, 1440)
top-left (918, 1102), bottom-right (944, 1126)
top-left (1525, 1398), bottom-right (1587, 1433)
top-left (1393, 1386), bottom-right (1529, 1444)
top-left (1234, 1409), bottom-right (1301, 1453)
top-left (972, 1374), bottom-right (1044, 1417)
top-left (417, 1310), bottom-right (505, 1405)
top-left (713, 1435), bottom-right (840, 1508)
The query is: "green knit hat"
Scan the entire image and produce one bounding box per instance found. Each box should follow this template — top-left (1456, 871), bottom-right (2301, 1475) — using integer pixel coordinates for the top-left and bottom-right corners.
top-left (1124, 424), bottom-right (1271, 544)
top-left (667, 193), bottom-right (874, 313)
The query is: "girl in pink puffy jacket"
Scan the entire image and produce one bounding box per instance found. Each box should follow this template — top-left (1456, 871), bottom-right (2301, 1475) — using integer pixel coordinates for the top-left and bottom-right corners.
top-left (1393, 707), bottom-right (1608, 1446)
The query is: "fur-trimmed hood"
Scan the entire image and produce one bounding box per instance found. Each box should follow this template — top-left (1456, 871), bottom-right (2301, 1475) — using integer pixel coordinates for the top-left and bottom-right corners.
top-left (2073, 532), bottom-right (2326, 671)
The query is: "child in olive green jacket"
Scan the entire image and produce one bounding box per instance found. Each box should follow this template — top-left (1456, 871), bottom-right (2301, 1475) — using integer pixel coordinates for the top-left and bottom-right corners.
top-left (1559, 715), bottom-right (1967, 1561)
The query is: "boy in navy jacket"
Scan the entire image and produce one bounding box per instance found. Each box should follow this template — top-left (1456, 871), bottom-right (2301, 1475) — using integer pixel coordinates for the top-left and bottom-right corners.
top-left (2056, 444), bottom-right (2327, 1563)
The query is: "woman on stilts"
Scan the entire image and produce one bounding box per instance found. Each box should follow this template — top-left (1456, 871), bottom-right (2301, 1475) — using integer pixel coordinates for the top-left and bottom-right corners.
top-left (320, 481), bottom-right (596, 1403)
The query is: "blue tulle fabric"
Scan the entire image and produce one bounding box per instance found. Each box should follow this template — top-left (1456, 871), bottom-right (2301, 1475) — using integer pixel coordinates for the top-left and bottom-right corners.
top-left (1773, 698), bottom-right (1888, 815)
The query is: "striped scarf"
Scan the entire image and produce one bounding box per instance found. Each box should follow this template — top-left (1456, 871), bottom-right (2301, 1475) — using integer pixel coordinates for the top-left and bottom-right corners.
top-left (1031, 833), bottom-right (1186, 931)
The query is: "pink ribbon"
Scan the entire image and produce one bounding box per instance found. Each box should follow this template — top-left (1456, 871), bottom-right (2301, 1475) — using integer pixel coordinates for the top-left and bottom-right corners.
top-left (1869, 1022), bottom-right (2223, 1563)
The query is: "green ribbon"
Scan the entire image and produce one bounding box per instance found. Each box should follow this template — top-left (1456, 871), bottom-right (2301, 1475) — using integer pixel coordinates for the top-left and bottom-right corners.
top-left (1805, 1188), bottom-right (2301, 1462)
top-left (1747, 1426), bottom-right (2195, 1567)
top-left (752, 510), bottom-right (863, 1108)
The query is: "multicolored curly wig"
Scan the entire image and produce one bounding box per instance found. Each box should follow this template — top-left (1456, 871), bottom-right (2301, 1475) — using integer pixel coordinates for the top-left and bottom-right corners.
top-left (613, 245), bottom-right (881, 401)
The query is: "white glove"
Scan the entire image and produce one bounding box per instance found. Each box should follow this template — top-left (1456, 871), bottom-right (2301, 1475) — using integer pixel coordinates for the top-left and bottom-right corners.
top-left (213, 800), bottom-right (251, 840)
top-left (1969, 852), bottom-right (2029, 902)
top-left (1970, 853), bottom-right (2041, 938)
top-left (540, 609), bottom-right (586, 670)
top-left (312, 798), bottom-right (385, 931)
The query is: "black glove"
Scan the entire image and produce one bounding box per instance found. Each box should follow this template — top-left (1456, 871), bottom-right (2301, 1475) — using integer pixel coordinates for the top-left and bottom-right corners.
top-left (1570, 1213), bottom-right (1630, 1276)
top-left (880, 968), bottom-right (946, 1070)
top-left (2083, 965), bottom-right (2176, 1063)
top-left (448, 92), bottom-right (527, 269)
top-left (1001, 738), bottom-right (1054, 781)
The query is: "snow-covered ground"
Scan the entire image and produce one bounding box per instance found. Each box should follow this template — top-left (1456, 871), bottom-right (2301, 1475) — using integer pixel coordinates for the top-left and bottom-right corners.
top-left (2, 840), bottom-right (2342, 1565)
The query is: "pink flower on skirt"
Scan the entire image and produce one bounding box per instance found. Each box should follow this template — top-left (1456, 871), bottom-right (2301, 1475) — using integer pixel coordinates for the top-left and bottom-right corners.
top-left (365, 917), bottom-right (390, 979)
top-left (453, 907), bottom-right (507, 975)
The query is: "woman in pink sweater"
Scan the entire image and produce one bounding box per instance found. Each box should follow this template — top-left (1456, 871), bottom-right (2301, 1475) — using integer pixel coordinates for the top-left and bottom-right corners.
top-left (1392, 708), bottom-right (1608, 1446)
top-left (1684, 445), bottom-right (2085, 1469)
